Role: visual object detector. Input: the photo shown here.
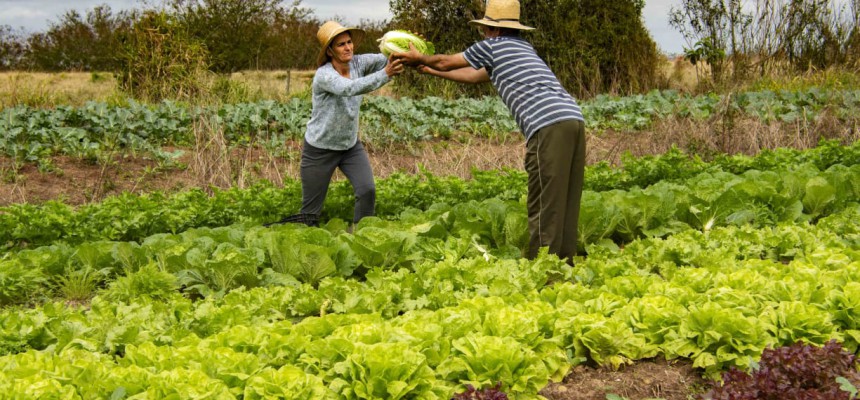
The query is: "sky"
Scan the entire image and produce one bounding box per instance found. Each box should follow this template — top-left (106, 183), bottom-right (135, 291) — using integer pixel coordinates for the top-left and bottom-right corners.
top-left (0, 0), bottom-right (689, 54)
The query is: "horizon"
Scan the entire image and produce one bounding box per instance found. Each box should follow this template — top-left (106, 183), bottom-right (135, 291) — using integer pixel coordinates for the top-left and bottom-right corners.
top-left (0, 0), bottom-right (689, 54)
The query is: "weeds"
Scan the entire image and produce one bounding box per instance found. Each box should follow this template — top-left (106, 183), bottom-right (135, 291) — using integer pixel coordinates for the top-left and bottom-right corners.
top-left (53, 266), bottom-right (108, 304)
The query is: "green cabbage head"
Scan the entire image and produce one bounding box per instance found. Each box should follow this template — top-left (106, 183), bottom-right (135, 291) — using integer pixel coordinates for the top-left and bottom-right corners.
top-left (378, 30), bottom-right (436, 57)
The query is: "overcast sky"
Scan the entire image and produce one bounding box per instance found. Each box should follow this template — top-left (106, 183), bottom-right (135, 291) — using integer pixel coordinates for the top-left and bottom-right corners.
top-left (0, 0), bottom-right (689, 53)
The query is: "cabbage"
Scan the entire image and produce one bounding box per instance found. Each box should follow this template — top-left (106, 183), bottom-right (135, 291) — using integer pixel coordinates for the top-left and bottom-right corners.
top-left (377, 30), bottom-right (436, 57)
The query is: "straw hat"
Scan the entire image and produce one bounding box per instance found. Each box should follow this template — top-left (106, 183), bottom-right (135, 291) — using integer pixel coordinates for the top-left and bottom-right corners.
top-left (469, 0), bottom-right (534, 31)
top-left (316, 21), bottom-right (366, 67)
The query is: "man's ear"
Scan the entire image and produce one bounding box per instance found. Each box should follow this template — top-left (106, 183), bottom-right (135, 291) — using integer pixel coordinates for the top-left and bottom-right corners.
top-left (326, 48), bottom-right (333, 57)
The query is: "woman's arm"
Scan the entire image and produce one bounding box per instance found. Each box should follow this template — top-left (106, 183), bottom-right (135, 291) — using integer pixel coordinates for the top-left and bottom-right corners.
top-left (418, 65), bottom-right (489, 84)
top-left (359, 54), bottom-right (404, 79)
top-left (316, 56), bottom-right (402, 97)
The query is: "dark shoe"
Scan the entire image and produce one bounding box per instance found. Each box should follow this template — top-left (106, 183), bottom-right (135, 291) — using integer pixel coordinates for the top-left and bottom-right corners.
top-left (264, 213), bottom-right (319, 227)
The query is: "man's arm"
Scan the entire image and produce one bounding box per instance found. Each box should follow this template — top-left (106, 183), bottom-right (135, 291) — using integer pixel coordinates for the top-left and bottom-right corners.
top-left (394, 43), bottom-right (471, 71)
top-left (419, 65), bottom-right (489, 84)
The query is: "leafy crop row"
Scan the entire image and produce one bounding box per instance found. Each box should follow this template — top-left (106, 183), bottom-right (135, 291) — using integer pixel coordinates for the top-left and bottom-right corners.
top-left (3, 88), bottom-right (859, 162)
top-left (0, 205), bottom-right (858, 397)
top-left (3, 141), bottom-right (857, 253)
top-left (2, 162), bottom-right (858, 309)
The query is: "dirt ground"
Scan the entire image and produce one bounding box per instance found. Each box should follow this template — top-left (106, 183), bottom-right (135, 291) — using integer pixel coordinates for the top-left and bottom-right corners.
top-left (5, 116), bottom-right (828, 206)
top-left (540, 359), bottom-right (709, 400)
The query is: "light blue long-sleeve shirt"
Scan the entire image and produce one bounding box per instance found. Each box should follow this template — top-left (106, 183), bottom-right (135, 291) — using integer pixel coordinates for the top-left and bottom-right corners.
top-left (305, 54), bottom-right (390, 150)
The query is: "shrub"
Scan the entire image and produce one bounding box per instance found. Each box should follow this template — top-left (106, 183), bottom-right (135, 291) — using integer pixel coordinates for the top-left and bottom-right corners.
top-left (116, 11), bottom-right (209, 102)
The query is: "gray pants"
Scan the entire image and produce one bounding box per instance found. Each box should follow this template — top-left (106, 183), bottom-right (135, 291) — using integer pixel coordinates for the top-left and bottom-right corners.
top-left (300, 141), bottom-right (375, 223)
top-left (525, 119), bottom-right (586, 263)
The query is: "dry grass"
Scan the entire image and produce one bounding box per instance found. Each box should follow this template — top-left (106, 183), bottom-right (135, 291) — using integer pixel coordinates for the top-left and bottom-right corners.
top-left (0, 69), bottom-right (318, 108)
top-left (4, 65), bottom-right (857, 109)
top-left (659, 57), bottom-right (704, 93)
top-left (246, 136), bottom-right (528, 185)
top-left (656, 56), bottom-right (860, 95)
top-left (0, 71), bottom-right (120, 108)
top-left (589, 113), bottom-right (859, 166)
top-left (227, 69), bottom-right (315, 100)
top-left (189, 114), bottom-right (296, 191)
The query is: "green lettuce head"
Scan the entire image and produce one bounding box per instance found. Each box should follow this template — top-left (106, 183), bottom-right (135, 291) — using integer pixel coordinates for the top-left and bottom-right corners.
top-left (378, 30), bottom-right (436, 57)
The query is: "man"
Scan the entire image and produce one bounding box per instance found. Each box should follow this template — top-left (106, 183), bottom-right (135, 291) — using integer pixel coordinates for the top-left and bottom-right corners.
top-left (393, 0), bottom-right (586, 263)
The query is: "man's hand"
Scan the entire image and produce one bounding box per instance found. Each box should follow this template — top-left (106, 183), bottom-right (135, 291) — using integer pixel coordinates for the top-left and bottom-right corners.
top-left (392, 42), bottom-right (424, 67)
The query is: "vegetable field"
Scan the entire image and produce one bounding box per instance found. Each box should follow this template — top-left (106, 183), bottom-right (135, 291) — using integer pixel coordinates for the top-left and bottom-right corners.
top-left (2, 80), bottom-right (860, 399)
top-left (1, 131), bottom-right (859, 398)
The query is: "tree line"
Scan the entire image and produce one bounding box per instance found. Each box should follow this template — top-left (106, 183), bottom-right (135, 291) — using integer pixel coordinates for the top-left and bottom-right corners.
top-left (1, 0), bottom-right (857, 101)
top-left (670, 0), bottom-right (860, 83)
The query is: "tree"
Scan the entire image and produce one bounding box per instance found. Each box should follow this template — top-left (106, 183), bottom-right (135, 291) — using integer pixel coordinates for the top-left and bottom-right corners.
top-left (165, 0), bottom-right (313, 72)
top-left (388, 0), bottom-right (662, 99)
top-left (670, 0), bottom-right (859, 83)
top-left (26, 5), bottom-right (134, 71)
top-left (0, 25), bottom-right (27, 70)
top-left (256, 3), bottom-right (319, 69)
top-left (526, 0), bottom-right (663, 97)
top-left (388, 0), bottom-right (493, 97)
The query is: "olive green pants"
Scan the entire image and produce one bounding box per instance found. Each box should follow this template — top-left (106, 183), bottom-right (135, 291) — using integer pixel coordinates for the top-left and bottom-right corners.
top-left (525, 119), bottom-right (586, 263)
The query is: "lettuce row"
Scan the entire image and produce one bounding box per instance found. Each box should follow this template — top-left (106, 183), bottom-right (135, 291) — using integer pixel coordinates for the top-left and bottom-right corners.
top-left (2, 145), bottom-right (858, 254)
top-left (1, 207), bottom-right (858, 398)
top-left (2, 162), bottom-right (858, 308)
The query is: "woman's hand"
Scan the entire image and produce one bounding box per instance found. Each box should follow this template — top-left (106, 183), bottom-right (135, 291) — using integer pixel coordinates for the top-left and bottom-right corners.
top-left (385, 55), bottom-right (404, 77)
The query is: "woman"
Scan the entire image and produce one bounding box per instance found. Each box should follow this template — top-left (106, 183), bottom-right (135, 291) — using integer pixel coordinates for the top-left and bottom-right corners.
top-left (296, 21), bottom-right (403, 227)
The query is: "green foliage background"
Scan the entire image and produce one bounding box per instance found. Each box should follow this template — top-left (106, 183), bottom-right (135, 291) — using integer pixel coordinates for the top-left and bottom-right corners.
top-left (388, 0), bottom-right (663, 99)
top-left (1, 0), bottom-right (858, 98)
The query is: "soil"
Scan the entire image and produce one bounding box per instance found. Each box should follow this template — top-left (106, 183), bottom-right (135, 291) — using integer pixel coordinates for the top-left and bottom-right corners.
top-left (0, 124), bottom-right (702, 206)
top-left (540, 359), bottom-right (710, 400)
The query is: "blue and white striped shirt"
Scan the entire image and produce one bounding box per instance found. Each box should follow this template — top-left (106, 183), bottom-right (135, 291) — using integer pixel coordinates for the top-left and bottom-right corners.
top-left (463, 36), bottom-right (584, 141)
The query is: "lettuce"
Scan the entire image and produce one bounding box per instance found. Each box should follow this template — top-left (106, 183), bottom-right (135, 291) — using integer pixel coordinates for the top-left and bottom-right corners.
top-left (378, 30), bottom-right (436, 57)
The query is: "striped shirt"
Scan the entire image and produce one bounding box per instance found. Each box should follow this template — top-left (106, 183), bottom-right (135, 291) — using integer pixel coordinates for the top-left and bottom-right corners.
top-left (305, 54), bottom-right (390, 150)
top-left (463, 36), bottom-right (584, 141)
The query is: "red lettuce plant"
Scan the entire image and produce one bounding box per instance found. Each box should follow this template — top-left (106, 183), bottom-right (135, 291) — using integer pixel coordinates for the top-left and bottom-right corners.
top-left (451, 382), bottom-right (509, 400)
top-left (700, 340), bottom-right (860, 400)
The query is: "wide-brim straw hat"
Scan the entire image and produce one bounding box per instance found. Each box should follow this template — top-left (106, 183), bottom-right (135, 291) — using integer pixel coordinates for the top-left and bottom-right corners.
top-left (469, 0), bottom-right (534, 31)
top-left (316, 21), bottom-right (366, 67)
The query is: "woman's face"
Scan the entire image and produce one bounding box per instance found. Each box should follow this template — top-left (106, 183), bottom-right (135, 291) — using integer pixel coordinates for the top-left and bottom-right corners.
top-left (327, 32), bottom-right (354, 64)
